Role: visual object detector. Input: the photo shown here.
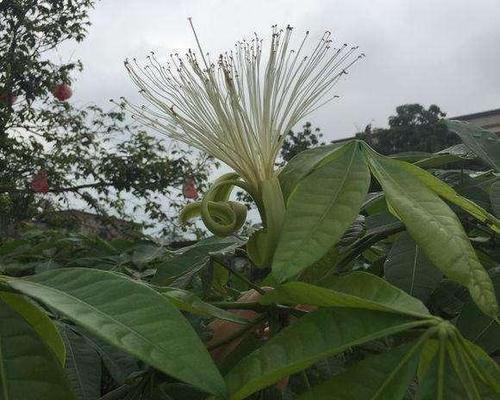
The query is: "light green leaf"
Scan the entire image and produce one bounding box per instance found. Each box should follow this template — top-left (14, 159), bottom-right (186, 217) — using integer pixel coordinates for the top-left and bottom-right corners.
top-left (363, 145), bottom-right (498, 319)
top-left (445, 120), bottom-right (500, 171)
top-left (0, 297), bottom-right (75, 400)
top-left (456, 269), bottom-right (500, 354)
top-left (0, 291), bottom-right (66, 365)
top-left (5, 268), bottom-right (226, 397)
top-left (297, 341), bottom-right (422, 400)
top-left (224, 307), bottom-right (430, 400)
top-left (60, 326), bottom-right (101, 400)
top-left (262, 271), bottom-right (430, 318)
top-left (273, 141), bottom-right (371, 282)
top-left (159, 287), bottom-right (249, 324)
top-left (396, 158), bottom-right (500, 232)
top-left (384, 232), bottom-right (443, 303)
top-left (278, 143), bottom-right (343, 201)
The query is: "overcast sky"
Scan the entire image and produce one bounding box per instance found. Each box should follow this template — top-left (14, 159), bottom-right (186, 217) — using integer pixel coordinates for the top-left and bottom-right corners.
top-left (60, 0), bottom-right (500, 141)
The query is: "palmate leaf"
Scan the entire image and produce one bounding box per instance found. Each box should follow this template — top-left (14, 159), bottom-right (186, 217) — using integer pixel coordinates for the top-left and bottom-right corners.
top-left (0, 291), bottom-right (66, 365)
top-left (362, 144), bottom-right (499, 319)
top-left (273, 141), bottom-right (371, 282)
top-left (416, 334), bottom-right (500, 400)
top-left (224, 307), bottom-right (431, 400)
top-left (384, 232), bottom-right (443, 303)
top-left (60, 326), bottom-right (101, 400)
top-left (261, 271), bottom-right (430, 318)
top-left (456, 269), bottom-right (500, 354)
top-left (0, 297), bottom-right (75, 400)
top-left (297, 340), bottom-right (422, 400)
top-left (4, 268), bottom-right (226, 397)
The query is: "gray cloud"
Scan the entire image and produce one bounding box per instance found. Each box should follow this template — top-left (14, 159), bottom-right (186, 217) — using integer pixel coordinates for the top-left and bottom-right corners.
top-left (60, 0), bottom-right (500, 140)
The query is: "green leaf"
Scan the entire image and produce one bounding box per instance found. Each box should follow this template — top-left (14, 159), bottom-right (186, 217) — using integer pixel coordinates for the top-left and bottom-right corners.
top-left (153, 236), bottom-right (241, 286)
top-left (445, 120), bottom-right (500, 171)
top-left (297, 340), bottom-right (422, 400)
top-left (417, 335), bottom-right (499, 400)
top-left (458, 337), bottom-right (500, 394)
top-left (159, 287), bottom-right (249, 324)
top-left (0, 291), bottom-right (66, 365)
top-left (60, 326), bottom-right (101, 400)
top-left (261, 271), bottom-right (430, 318)
top-left (278, 143), bottom-right (343, 201)
top-left (384, 232), bottom-right (443, 303)
top-left (0, 297), bottom-right (75, 400)
top-left (4, 268), bottom-right (227, 397)
top-left (224, 307), bottom-right (430, 400)
top-left (363, 144), bottom-right (499, 319)
top-left (417, 341), bottom-right (468, 400)
top-left (490, 180), bottom-right (500, 217)
top-left (456, 269), bottom-right (500, 354)
top-left (396, 158), bottom-right (500, 232)
top-left (273, 141), bottom-right (371, 282)
top-left (77, 328), bottom-right (140, 385)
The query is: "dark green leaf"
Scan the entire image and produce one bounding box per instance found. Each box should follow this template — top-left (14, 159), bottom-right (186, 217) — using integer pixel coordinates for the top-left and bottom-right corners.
top-left (0, 297), bottom-right (75, 400)
top-left (0, 291), bottom-right (66, 365)
top-left (225, 307), bottom-right (429, 400)
top-left (153, 236), bottom-right (241, 286)
top-left (490, 180), bottom-right (500, 217)
top-left (297, 341), bottom-right (421, 400)
top-left (456, 269), bottom-right (500, 354)
top-left (5, 268), bottom-right (226, 397)
top-left (60, 326), bottom-right (101, 400)
top-left (384, 232), bottom-right (443, 303)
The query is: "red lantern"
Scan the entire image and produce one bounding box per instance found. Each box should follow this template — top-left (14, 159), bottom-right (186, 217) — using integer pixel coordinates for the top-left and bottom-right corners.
top-left (31, 170), bottom-right (49, 193)
top-left (182, 177), bottom-right (198, 199)
top-left (52, 84), bottom-right (72, 101)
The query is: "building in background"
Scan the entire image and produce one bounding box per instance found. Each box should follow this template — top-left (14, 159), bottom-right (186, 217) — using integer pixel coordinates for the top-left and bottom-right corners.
top-left (449, 108), bottom-right (500, 134)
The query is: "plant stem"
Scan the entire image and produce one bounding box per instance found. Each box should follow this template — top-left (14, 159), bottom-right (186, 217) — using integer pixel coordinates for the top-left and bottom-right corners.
top-left (212, 255), bottom-right (267, 295)
top-left (211, 301), bottom-right (268, 312)
top-left (207, 314), bottom-right (266, 351)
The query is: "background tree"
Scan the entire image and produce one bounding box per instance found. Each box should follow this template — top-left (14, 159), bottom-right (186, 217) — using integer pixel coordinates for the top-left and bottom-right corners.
top-left (356, 103), bottom-right (460, 154)
top-left (279, 122), bottom-right (325, 165)
top-left (0, 0), bottom-right (213, 238)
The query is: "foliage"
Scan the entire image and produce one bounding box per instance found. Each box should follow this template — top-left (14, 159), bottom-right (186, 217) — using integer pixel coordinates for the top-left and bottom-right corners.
top-left (355, 104), bottom-right (461, 154)
top-left (0, 120), bottom-right (499, 399)
top-left (0, 0), bottom-right (214, 237)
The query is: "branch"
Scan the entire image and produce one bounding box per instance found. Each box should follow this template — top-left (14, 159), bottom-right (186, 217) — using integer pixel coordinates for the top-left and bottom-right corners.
top-left (0, 182), bottom-right (112, 194)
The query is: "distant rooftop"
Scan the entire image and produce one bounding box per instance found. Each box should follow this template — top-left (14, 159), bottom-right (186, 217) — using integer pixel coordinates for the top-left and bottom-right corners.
top-left (449, 108), bottom-right (500, 134)
top-left (449, 108), bottom-right (500, 121)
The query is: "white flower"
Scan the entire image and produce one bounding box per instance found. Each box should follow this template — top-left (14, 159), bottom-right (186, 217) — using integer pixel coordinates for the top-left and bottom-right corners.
top-left (124, 20), bottom-right (363, 192)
